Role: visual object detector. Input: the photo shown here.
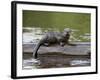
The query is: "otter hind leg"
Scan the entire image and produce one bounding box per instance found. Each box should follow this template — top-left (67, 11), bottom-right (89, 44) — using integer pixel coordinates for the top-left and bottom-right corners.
top-left (43, 42), bottom-right (50, 46)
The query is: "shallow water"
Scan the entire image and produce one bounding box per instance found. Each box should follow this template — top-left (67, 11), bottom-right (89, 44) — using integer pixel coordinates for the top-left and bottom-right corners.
top-left (23, 53), bottom-right (91, 69)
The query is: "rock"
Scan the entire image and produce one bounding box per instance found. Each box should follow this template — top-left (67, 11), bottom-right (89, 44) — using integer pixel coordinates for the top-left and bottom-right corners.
top-left (23, 42), bottom-right (90, 56)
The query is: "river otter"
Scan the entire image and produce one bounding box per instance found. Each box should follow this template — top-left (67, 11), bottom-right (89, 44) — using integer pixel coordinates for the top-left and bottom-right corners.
top-left (33, 28), bottom-right (73, 58)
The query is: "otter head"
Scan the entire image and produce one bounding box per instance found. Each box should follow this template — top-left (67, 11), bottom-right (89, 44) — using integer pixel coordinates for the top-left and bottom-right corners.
top-left (62, 28), bottom-right (71, 37)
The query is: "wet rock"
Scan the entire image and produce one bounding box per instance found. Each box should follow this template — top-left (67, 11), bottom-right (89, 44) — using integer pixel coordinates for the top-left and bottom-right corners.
top-left (23, 42), bottom-right (90, 56)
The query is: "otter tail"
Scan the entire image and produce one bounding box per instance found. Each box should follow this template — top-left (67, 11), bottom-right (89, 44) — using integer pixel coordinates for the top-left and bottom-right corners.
top-left (33, 39), bottom-right (44, 59)
top-left (33, 40), bottom-right (42, 59)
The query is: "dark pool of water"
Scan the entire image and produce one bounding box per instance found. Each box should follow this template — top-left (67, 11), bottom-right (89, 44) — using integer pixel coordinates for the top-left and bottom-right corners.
top-left (23, 53), bottom-right (91, 69)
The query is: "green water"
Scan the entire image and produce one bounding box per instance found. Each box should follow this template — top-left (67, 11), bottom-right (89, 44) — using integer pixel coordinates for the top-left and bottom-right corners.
top-left (23, 10), bottom-right (91, 42)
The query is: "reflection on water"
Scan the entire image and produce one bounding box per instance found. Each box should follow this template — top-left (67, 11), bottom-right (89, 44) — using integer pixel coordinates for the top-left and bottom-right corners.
top-left (70, 59), bottom-right (90, 66)
top-left (23, 27), bottom-right (91, 69)
top-left (23, 58), bottom-right (40, 69)
top-left (23, 28), bottom-right (44, 44)
top-left (23, 53), bottom-right (90, 69)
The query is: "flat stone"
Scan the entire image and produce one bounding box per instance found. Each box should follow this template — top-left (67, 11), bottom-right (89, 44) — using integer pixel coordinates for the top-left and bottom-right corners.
top-left (23, 42), bottom-right (90, 56)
